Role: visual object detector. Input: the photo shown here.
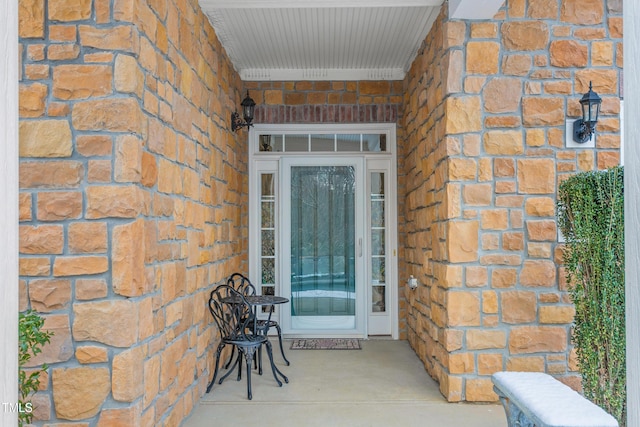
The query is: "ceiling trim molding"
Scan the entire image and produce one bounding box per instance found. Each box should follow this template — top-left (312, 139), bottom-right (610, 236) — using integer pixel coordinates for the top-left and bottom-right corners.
top-left (449, 0), bottom-right (504, 19)
top-left (240, 68), bottom-right (405, 81)
top-left (201, 0), bottom-right (443, 9)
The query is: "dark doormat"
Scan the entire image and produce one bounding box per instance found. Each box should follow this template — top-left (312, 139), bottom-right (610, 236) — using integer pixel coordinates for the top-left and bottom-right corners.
top-left (290, 338), bottom-right (361, 350)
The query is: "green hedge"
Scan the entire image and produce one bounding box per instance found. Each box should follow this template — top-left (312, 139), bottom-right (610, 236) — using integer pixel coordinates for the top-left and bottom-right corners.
top-left (557, 166), bottom-right (626, 426)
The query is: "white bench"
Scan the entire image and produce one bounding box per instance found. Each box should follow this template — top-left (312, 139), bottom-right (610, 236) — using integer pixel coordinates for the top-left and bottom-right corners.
top-left (491, 372), bottom-right (618, 427)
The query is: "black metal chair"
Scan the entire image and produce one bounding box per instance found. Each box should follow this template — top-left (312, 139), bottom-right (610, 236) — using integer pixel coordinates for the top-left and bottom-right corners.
top-left (226, 273), bottom-right (290, 366)
top-left (206, 284), bottom-right (282, 400)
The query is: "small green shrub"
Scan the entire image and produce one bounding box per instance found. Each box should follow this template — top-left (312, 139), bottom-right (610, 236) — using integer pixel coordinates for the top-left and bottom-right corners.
top-left (19, 310), bottom-right (53, 427)
top-left (557, 166), bottom-right (625, 426)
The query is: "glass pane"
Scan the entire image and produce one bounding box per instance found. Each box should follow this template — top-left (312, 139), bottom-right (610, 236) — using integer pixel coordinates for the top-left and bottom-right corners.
top-left (262, 258), bottom-right (275, 284)
top-left (372, 229), bottom-right (385, 256)
top-left (363, 134), bottom-right (386, 152)
top-left (311, 135), bottom-right (335, 152)
top-left (262, 285), bottom-right (275, 296)
top-left (261, 285), bottom-right (276, 312)
top-left (372, 257), bottom-right (385, 282)
top-left (261, 174), bottom-right (274, 196)
top-left (261, 201), bottom-right (274, 228)
top-left (290, 166), bottom-right (356, 328)
top-left (336, 134), bottom-right (361, 152)
top-left (285, 134), bottom-right (309, 152)
top-left (259, 135), bottom-right (283, 152)
top-left (262, 230), bottom-right (275, 256)
top-left (372, 285), bottom-right (386, 312)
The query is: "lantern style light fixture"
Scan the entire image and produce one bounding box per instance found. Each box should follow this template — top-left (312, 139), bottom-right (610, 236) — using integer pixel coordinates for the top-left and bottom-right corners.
top-left (573, 81), bottom-right (602, 144)
top-left (231, 91), bottom-right (256, 132)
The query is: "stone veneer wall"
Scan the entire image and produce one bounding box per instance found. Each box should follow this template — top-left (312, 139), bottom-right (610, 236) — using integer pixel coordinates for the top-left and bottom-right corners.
top-left (18, 0), bottom-right (247, 425)
top-left (401, 0), bottom-right (622, 403)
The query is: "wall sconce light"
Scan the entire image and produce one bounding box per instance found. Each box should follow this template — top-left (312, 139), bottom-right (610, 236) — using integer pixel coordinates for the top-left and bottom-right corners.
top-left (573, 81), bottom-right (602, 144)
top-left (231, 91), bottom-right (256, 132)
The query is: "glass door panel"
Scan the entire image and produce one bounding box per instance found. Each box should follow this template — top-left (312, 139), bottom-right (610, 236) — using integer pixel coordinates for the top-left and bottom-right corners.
top-left (282, 157), bottom-right (365, 335)
top-left (290, 166), bottom-right (356, 329)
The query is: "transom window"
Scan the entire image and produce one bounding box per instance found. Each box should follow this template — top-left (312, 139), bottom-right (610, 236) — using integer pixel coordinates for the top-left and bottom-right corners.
top-left (258, 133), bottom-right (387, 153)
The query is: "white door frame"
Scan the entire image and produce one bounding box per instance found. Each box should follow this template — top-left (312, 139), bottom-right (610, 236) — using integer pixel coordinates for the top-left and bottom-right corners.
top-left (248, 123), bottom-right (399, 339)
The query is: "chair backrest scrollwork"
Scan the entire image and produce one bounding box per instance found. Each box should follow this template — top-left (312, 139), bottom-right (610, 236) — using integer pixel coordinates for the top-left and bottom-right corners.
top-left (208, 284), bottom-right (253, 341)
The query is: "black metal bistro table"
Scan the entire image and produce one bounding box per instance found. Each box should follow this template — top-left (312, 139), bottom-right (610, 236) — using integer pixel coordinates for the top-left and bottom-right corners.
top-left (220, 294), bottom-right (290, 384)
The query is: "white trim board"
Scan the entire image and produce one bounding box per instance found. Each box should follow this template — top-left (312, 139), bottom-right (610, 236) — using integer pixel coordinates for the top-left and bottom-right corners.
top-left (0, 1), bottom-right (20, 425)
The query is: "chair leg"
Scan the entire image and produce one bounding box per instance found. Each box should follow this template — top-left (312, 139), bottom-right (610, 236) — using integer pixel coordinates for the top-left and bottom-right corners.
top-left (219, 351), bottom-right (241, 384)
top-left (206, 343), bottom-right (225, 393)
top-left (274, 323), bottom-right (290, 366)
top-left (224, 346), bottom-right (236, 369)
top-left (244, 350), bottom-right (254, 400)
top-left (264, 341), bottom-right (285, 386)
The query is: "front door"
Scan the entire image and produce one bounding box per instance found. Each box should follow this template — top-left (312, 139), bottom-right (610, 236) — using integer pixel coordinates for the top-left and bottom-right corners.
top-left (281, 157), bottom-right (366, 336)
top-left (248, 124), bottom-right (398, 338)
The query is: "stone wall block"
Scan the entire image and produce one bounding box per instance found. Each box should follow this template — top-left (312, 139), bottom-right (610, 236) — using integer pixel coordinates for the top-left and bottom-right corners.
top-left (528, 0), bottom-right (559, 18)
top-left (53, 256), bottom-right (108, 276)
top-left (445, 50), bottom-right (463, 94)
top-left (73, 300), bottom-right (139, 347)
top-left (20, 257), bottom-right (51, 276)
top-left (483, 78), bottom-right (522, 113)
top-left (509, 326), bottom-right (567, 353)
top-left (25, 314), bottom-right (74, 366)
top-left (549, 40), bottom-right (588, 67)
top-left (28, 278), bottom-right (71, 312)
top-left (86, 185), bottom-right (144, 218)
top-left (540, 305), bottom-right (576, 324)
top-left (79, 24), bottom-right (138, 53)
top-left (466, 330), bottom-right (507, 350)
top-left (19, 225), bottom-right (64, 254)
top-left (501, 21), bottom-right (549, 51)
top-left (463, 184), bottom-right (492, 206)
top-left (522, 97), bottom-right (565, 127)
top-left (19, 120), bottom-right (72, 158)
top-left (560, 0), bottom-right (604, 25)
top-left (112, 219), bottom-right (146, 297)
top-left (19, 0), bottom-right (45, 38)
top-left (69, 222), bottom-right (108, 253)
top-left (112, 346), bottom-right (145, 402)
top-left (37, 191), bottom-right (82, 221)
top-left (517, 159), bottom-right (556, 194)
top-left (76, 346), bottom-right (109, 364)
top-left (526, 219), bottom-right (557, 241)
top-left (447, 291), bottom-right (481, 326)
top-left (53, 64), bottom-right (113, 100)
top-left (483, 130), bottom-right (524, 155)
top-left (52, 367), bottom-right (110, 420)
top-left (466, 42), bottom-right (500, 74)
top-left (96, 402), bottom-right (142, 427)
top-left (447, 221), bottom-right (479, 263)
top-left (49, 0), bottom-right (92, 21)
top-left (75, 278), bottom-right (109, 300)
top-left (115, 135), bottom-right (143, 183)
top-left (19, 82), bottom-right (48, 117)
top-left (502, 55), bottom-right (531, 76)
top-left (520, 259), bottom-right (557, 287)
top-left (501, 291), bottom-right (537, 323)
top-left (524, 197), bottom-right (555, 217)
top-left (575, 69), bottom-right (618, 94)
top-left (115, 54), bottom-right (144, 97)
top-left (444, 96), bottom-right (482, 134)
top-left (72, 98), bottom-right (143, 133)
top-left (506, 356), bottom-right (545, 372)
top-left (466, 378), bottom-right (498, 401)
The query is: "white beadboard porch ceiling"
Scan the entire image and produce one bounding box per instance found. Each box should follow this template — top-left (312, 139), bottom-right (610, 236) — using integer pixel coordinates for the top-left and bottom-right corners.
top-left (198, 0), bottom-right (445, 81)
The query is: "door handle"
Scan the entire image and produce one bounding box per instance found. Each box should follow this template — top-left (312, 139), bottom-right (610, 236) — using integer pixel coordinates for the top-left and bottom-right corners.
top-left (358, 238), bottom-right (363, 258)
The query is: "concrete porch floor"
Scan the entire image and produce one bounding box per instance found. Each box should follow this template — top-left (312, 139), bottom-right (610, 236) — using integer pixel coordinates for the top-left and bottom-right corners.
top-left (182, 339), bottom-right (507, 427)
